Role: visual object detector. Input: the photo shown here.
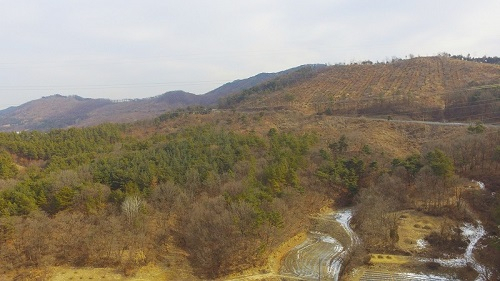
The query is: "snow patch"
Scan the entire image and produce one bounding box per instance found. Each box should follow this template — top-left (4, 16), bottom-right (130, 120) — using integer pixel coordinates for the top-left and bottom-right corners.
top-left (320, 235), bottom-right (341, 245)
top-left (416, 238), bottom-right (429, 249)
top-left (472, 180), bottom-right (485, 190)
top-left (402, 272), bottom-right (456, 281)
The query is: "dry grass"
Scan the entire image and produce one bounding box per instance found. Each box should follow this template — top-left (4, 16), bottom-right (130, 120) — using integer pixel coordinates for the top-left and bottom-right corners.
top-left (49, 264), bottom-right (169, 281)
top-left (267, 232), bottom-right (308, 274)
top-left (369, 254), bottom-right (411, 264)
top-left (344, 211), bottom-right (463, 281)
top-left (396, 210), bottom-right (448, 254)
top-left (236, 57), bottom-right (500, 118)
top-left (140, 110), bottom-right (465, 162)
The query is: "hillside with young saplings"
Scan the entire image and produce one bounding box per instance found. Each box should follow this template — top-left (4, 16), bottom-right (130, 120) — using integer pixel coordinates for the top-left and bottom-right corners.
top-left (222, 56), bottom-right (500, 122)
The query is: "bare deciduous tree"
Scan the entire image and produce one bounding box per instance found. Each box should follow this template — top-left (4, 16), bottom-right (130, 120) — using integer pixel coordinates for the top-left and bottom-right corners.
top-left (122, 196), bottom-right (144, 226)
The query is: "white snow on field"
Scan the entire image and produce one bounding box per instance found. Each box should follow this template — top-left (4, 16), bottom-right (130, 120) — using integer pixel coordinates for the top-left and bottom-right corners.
top-left (472, 180), bottom-right (485, 190)
top-left (416, 238), bottom-right (429, 249)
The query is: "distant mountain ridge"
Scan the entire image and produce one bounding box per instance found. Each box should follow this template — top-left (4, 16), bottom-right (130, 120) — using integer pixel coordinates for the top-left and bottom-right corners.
top-left (201, 73), bottom-right (278, 105)
top-left (0, 92), bottom-right (198, 131)
top-left (0, 65), bottom-right (322, 131)
top-left (201, 64), bottom-right (327, 104)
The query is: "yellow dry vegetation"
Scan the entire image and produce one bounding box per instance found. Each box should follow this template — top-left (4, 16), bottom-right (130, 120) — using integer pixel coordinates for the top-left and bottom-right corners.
top-left (221, 231), bottom-right (308, 281)
top-left (44, 264), bottom-right (167, 281)
top-left (236, 57), bottom-right (500, 116)
top-left (368, 254), bottom-right (411, 264)
top-left (345, 211), bottom-right (461, 281)
top-left (222, 202), bottom-right (334, 281)
top-left (44, 244), bottom-right (198, 281)
top-left (267, 232), bottom-right (308, 274)
top-left (46, 262), bottom-right (199, 281)
top-left (396, 210), bottom-right (451, 254)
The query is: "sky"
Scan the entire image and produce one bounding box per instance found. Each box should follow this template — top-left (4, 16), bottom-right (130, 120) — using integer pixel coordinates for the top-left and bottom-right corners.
top-left (1, 0), bottom-right (500, 110)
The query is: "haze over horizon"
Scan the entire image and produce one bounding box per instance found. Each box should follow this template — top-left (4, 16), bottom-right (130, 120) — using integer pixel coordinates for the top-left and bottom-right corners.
top-left (1, 0), bottom-right (499, 110)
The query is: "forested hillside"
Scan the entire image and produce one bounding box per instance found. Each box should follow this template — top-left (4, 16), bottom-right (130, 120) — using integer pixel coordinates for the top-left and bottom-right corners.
top-left (0, 109), bottom-right (499, 279)
top-left (0, 113), bottom-right (322, 278)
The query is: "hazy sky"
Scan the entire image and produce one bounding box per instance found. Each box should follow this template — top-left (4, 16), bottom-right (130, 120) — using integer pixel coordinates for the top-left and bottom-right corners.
top-left (1, 0), bottom-right (499, 110)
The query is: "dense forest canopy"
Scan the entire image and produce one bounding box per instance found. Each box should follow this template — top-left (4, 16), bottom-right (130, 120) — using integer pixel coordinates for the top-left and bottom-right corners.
top-left (0, 118), bottom-right (322, 277)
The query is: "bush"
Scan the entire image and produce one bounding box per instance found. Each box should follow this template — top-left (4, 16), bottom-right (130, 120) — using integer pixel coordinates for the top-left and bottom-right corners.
top-left (362, 254), bottom-right (372, 265)
top-left (426, 261), bottom-right (440, 270)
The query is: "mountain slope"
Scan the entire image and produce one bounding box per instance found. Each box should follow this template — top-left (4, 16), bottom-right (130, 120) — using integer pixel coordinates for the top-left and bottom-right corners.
top-left (201, 72), bottom-right (278, 104)
top-left (78, 91), bottom-right (201, 126)
top-left (226, 57), bottom-right (500, 121)
top-left (201, 64), bottom-right (328, 104)
top-left (0, 95), bottom-right (113, 131)
top-left (0, 91), bottom-right (201, 131)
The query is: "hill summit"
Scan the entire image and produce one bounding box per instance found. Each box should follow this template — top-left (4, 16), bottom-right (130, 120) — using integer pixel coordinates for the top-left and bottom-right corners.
top-left (222, 56), bottom-right (500, 122)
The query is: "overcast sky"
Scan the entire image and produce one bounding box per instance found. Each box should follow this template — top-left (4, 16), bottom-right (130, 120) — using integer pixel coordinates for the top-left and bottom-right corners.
top-left (1, 0), bottom-right (499, 110)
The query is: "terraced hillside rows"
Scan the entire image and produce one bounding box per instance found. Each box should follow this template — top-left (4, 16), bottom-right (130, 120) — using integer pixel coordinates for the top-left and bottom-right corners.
top-left (230, 57), bottom-right (500, 121)
top-left (280, 209), bottom-right (357, 281)
top-left (359, 271), bottom-right (452, 281)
